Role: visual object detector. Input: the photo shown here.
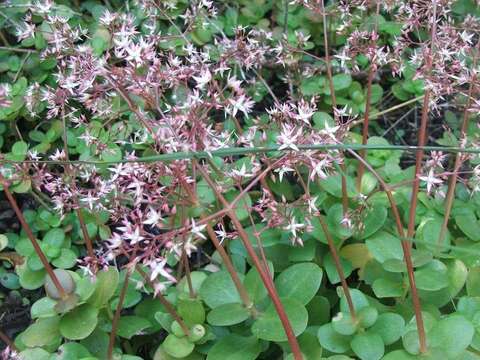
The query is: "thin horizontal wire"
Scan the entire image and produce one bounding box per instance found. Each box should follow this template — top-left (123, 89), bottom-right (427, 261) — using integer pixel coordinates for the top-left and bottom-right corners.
top-left (1, 143), bottom-right (479, 165)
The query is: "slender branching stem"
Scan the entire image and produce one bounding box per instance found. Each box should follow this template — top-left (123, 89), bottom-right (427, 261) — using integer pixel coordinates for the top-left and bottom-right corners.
top-left (181, 249), bottom-right (195, 298)
top-left (345, 148), bottom-right (427, 353)
top-left (356, 2), bottom-right (381, 191)
top-left (0, 177), bottom-right (67, 299)
top-left (293, 165), bottom-right (355, 318)
top-left (136, 266), bottom-right (190, 336)
top-left (406, 1), bottom-right (438, 253)
top-left (0, 328), bottom-right (16, 351)
top-left (320, 0), bottom-right (349, 217)
top-left (107, 269), bottom-right (131, 360)
top-left (179, 167), bottom-right (255, 313)
top-left (438, 43), bottom-right (480, 248)
top-left (196, 164), bottom-right (303, 360)
top-left (204, 221), bottom-right (255, 314)
top-left (61, 106), bottom-right (96, 262)
top-left (403, 5), bottom-right (438, 352)
top-left (317, 214), bottom-right (356, 318)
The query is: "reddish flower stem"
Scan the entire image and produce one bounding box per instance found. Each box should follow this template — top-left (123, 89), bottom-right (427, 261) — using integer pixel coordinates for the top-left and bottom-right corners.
top-left (107, 269), bottom-right (131, 360)
top-left (0, 328), bottom-right (16, 352)
top-left (179, 167), bottom-right (255, 314)
top-left (61, 105), bottom-right (96, 262)
top-left (293, 165), bottom-right (355, 318)
top-left (204, 221), bottom-right (255, 314)
top-left (196, 164), bottom-right (303, 360)
top-left (317, 214), bottom-right (356, 318)
top-left (320, 0), bottom-right (349, 216)
top-left (406, 2), bottom-right (438, 258)
top-left (346, 148), bottom-right (427, 353)
top-left (356, 3), bottom-right (381, 191)
top-left (0, 177), bottom-right (66, 299)
top-left (136, 266), bottom-right (190, 336)
top-left (438, 43), bottom-right (480, 248)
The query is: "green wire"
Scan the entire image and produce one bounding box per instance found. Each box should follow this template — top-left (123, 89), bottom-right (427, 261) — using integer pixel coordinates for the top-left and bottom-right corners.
top-left (1, 143), bottom-right (479, 165)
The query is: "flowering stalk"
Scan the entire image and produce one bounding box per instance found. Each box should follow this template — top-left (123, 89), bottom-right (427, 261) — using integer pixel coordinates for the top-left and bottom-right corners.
top-left (107, 269), bottom-right (131, 360)
top-left (438, 44), bottom-right (480, 248)
top-left (317, 214), bottom-right (356, 319)
top-left (60, 106), bottom-right (96, 263)
top-left (196, 164), bottom-right (303, 360)
top-left (180, 249), bottom-right (195, 298)
top-left (0, 176), bottom-right (66, 299)
top-left (345, 148), bottom-right (427, 353)
top-left (406, 2), bottom-right (438, 258)
top-left (136, 266), bottom-right (190, 336)
top-left (0, 328), bottom-right (16, 352)
top-left (204, 221), bottom-right (255, 314)
top-left (320, 0), bottom-right (349, 216)
top-left (178, 167), bottom-right (255, 313)
top-left (356, 2), bottom-right (381, 191)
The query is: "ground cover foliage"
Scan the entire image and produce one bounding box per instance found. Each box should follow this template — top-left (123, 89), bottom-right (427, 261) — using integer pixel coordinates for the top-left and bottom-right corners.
top-left (1, 0), bottom-right (480, 359)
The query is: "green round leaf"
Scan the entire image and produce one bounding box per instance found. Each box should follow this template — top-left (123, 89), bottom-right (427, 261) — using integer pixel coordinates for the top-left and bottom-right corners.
top-left (275, 262), bottom-right (323, 305)
top-left (52, 248), bottom-right (77, 269)
top-left (43, 228), bottom-right (65, 248)
top-left (206, 334), bottom-right (261, 360)
top-left (19, 348), bottom-right (51, 360)
top-left (116, 316), bottom-right (151, 339)
top-left (358, 306), bottom-right (378, 328)
top-left (31, 297), bottom-right (57, 319)
top-left (366, 231), bottom-right (403, 264)
top-left (207, 303), bottom-right (249, 326)
top-left (350, 332), bottom-right (384, 360)
top-left (199, 270), bottom-right (244, 309)
top-left (162, 334), bottom-right (195, 358)
top-left (21, 317), bottom-right (60, 347)
top-left (252, 298), bottom-right (308, 342)
top-left (178, 297), bottom-right (206, 325)
top-left (0, 272), bottom-right (20, 289)
top-left (317, 323), bottom-right (352, 354)
top-left (370, 313), bottom-right (405, 345)
top-left (60, 304), bottom-right (98, 340)
top-left (414, 260), bottom-right (449, 291)
top-left (332, 74), bottom-right (352, 91)
top-left (88, 267), bottom-right (119, 308)
top-left (332, 312), bottom-right (357, 335)
top-left (429, 315), bottom-right (474, 358)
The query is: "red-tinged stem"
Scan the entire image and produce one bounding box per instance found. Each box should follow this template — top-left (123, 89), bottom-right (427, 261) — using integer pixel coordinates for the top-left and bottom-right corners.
top-left (181, 249), bottom-right (195, 298)
top-left (345, 147), bottom-right (427, 353)
top-left (196, 164), bottom-right (303, 360)
top-left (77, 208), bottom-right (96, 261)
top-left (406, 2), bottom-right (438, 262)
top-left (292, 165), bottom-right (355, 317)
top-left (320, 0), bottom-right (349, 217)
top-left (105, 75), bottom-right (157, 140)
top-left (356, 2), bottom-right (381, 191)
top-left (204, 221), bottom-right (255, 314)
top-left (136, 266), bottom-right (190, 336)
top-left (0, 328), bottom-right (16, 351)
top-left (438, 43), bottom-right (480, 248)
top-left (157, 160), bottom-right (281, 243)
top-left (317, 214), bottom-right (356, 318)
top-left (1, 177), bottom-right (66, 299)
top-left (61, 105), bottom-right (96, 262)
top-left (179, 164), bottom-right (254, 313)
top-left (107, 270), bottom-right (131, 360)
